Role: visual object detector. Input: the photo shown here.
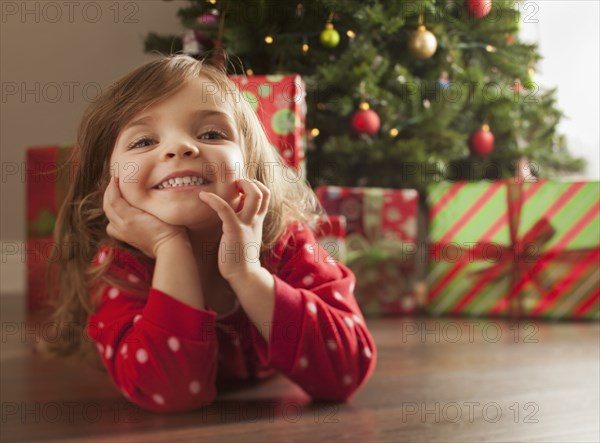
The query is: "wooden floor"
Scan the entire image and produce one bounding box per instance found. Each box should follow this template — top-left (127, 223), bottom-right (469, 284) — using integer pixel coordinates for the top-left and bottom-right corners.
top-left (1, 294), bottom-right (599, 442)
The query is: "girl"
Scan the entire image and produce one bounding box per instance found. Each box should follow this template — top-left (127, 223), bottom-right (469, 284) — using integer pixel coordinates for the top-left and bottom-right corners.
top-left (44, 54), bottom-right (377, 413)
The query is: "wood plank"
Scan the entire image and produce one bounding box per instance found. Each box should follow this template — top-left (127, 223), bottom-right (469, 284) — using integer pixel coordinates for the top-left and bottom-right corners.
top-left (1, 295), bottom-right (598, 442)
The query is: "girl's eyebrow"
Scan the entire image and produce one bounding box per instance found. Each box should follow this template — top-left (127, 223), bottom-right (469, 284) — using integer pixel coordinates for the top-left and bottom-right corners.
top-left (124, 115), bottom-right (153, 131)
top-left (123, 110), bottom-right (235, 132)
top-left (191, 109), bottom-right (235, 126)
top-left (193, 109), bottom-right (238, 136)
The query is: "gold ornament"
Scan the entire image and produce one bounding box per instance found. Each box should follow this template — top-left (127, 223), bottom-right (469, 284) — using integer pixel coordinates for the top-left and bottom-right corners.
top-left (408, 25), bottom-right (437, 59)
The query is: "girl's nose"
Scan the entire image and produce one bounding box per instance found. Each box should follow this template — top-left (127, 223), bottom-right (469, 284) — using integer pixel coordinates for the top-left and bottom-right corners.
top-left (163, 142), bottom-right (200, 159)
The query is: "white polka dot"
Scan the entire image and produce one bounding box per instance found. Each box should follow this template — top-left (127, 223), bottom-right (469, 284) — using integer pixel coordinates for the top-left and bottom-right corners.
top-left (108, 287), bottom-right (120, 299)
top-left (364, 347), bottom-right (372, 359)
top-left (167, 336), bottom-right (180, 352)
top-left (136, 348), bottom-right (148, 364)
top-left (152, 394), bottom-right (165, 405)
top-left (128, 273), bottom-right (141, 283)
top-left (98, 250), bottom-right (107, 264)
top-left (189, 380), bottom-right (202, 394)
top-left (344, 317), bottom-right (354, 329)
top-left (343, 375), bottom-right (353, 386)
top-left (120, 344), bottom-right (128, 356)
top-left (352, 314), bottom-right (362, 325)
top-left (333, 291), bottom-right (344, 301)
top-left (297, 224), bottom-right (304, 231)
top-left (133, 314), bottom-right (142, 324)
top-left (96, 343), bottom-right (104, 354)
top-left (327, 340), bottom-right (338, 351)
top-left (105, 345), bottom-right (113, 359)
top-left (98, 321), bottom-right (104, 328)
top-left (302, 274), bottom-right (314, 286)
top-left (307, 302), bottom-right (317, 315)
top-left (304, 243), bottom-right (315, 254)
top-left (298, 356), bottom-right (309, 369)
top-left (325, 256), bottom-right (336, 265)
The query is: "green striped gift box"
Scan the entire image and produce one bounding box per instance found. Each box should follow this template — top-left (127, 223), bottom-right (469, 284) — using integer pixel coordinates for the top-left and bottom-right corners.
top-left (426, 180), bottom-right (600, 320)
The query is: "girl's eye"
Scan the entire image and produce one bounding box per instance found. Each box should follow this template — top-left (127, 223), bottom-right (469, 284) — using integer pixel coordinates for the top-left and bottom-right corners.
top-left (128, 137), bottom-right (155, 149)
top-left (198, 130), bottom-right (227, 140)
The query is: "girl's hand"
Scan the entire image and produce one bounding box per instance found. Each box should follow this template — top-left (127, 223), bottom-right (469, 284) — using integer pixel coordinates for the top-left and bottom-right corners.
top-left (103, 176), bottom-right (188, 259)
top-left (198, 178), bottom-right (270, 283)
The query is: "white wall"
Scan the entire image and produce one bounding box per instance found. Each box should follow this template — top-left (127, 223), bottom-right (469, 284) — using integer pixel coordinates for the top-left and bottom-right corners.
top-left (520, 0), bottom-right (600, 179)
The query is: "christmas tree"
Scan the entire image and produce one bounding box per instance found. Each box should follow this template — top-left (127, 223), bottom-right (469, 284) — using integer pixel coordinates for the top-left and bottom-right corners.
top-left (145, 0), bottom-right (584, 192)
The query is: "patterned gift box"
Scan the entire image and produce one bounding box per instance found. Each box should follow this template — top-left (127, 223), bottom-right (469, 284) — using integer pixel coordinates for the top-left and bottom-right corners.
top-left (315, 186), bottom-right (420, 316)
top-left (426, 180), bottom-right (600, 320)
top-left (26, 145), bottom-right (76, 311)
top-left (230, 74), bottom-right (306, 172)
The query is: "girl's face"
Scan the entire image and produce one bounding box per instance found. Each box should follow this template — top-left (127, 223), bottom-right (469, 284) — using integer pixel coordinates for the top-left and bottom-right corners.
top-left (110, 76), bottom-right (244, 230)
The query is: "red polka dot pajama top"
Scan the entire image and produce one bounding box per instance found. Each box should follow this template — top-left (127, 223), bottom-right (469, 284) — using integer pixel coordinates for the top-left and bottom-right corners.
top-left (86, 222), bottom-right (377, 412)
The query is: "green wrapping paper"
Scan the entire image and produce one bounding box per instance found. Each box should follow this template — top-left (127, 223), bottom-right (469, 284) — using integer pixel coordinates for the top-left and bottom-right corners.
top-left (426, 180), bottom-right (600, 320)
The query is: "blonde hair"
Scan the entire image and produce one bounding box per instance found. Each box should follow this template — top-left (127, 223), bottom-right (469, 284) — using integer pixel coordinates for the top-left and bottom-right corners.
top-left (40, 54), bottom-right (322, 362)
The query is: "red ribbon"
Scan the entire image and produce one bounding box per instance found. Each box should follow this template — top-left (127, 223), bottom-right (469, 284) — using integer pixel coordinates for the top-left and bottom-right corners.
top-left (432, 182), bottom-right (558, 318)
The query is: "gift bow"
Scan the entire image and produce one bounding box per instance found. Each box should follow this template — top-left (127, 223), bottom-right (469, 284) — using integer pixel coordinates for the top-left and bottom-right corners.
top-left (466, 182), bottom-right (561, 318)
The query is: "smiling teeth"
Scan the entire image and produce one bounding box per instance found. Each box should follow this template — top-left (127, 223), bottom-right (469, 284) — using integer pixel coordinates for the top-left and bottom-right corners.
top-left (157, 176), bottom-right (207, 189)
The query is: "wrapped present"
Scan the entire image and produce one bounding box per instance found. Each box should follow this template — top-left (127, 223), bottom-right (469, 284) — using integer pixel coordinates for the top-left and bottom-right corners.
top-left (316, 186), bottom-right (420, 316)
top-left (26, 145), bottom-right (76, 311)
top-left (314, 215), bottom-right (347, 263)
top-left (426, 180), bottom-right (600, 320)
top-left (230, 75), bottom-right (306, 172)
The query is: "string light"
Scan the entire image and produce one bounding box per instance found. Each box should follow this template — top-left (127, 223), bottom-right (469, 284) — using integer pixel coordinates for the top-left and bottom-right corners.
top-left (485, 44), bottom-right (497, 53)
top-left (389, 128), bottom-right (399, 137)
top-left (302, 36), bottom-right (309, 54)
top-left (310, 128), bottom-right (320, 137)
top-left (346, 30), bottom-right (356, 39)
top-left (208, 0), bottom-right (216, 4)
top-left (265, 35), bottom-right (274, 44)
top-left (359, 102), bottom-right (370, 111)
top-left (246, 69), bottom-right (254, 75)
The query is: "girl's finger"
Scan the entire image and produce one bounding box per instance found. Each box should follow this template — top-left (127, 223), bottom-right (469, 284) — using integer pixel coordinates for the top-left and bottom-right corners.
top-left (103, 177), bottom-right (121, 223)
top-left (252, 180), bottom-right (271, 216)
top-left (236, 179), bottom-right (262, 222)
top-left (198, 191), bottom-right (238, 228)
top-left (104, 175), bottom-right (137, 222)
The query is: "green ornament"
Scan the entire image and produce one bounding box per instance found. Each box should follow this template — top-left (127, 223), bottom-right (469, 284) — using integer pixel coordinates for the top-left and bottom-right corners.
top-left (320, 23), bottom-right (340, 49)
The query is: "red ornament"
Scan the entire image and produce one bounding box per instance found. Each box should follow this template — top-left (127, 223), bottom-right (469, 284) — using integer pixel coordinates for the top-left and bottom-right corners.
top-left (465, 0), bottom-right (492, 18)
top-left (351, 103), bottom-right (380, 135)
top-left (469, 124), bottom-right (495, 156)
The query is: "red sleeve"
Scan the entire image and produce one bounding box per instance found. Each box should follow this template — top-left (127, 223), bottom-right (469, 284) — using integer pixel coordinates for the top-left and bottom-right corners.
top-left (86, 247), bottom-right (218, 412)
top-left (251, 223), bottom-right (377, 401)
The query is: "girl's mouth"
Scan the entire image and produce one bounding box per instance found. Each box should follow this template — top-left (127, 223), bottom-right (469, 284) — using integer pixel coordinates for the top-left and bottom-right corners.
top-left (155, 175), bottom-right (210, 190)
